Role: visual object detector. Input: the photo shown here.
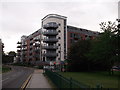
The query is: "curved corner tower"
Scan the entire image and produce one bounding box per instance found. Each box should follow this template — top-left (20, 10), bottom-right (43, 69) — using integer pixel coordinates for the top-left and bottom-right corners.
top-left (43, 22), bottom-right (58, 61)
top-left (41, 14), bottom-right (67, 63)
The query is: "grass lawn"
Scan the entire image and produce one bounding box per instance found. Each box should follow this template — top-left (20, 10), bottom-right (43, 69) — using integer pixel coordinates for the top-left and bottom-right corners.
top-left (2, 66), bottom-right (11, 73)
top-left (59, 71), bottom-right (120, 88)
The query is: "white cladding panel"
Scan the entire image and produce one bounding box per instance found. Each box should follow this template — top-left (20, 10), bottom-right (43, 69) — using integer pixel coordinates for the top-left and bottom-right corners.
top-left (42, 17), bottom-right (66, 61)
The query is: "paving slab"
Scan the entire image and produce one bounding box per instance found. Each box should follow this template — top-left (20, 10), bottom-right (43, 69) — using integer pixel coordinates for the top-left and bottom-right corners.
top-left (27, 69), bottom-right (52, 89)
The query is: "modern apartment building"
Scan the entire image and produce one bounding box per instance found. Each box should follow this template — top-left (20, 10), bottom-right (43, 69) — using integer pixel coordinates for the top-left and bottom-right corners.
top-left (67, 25), bottom-right (98, 49)
top-left (41, 14), bottom-right (67, 65)
top-left (16, 14), bottom-right (99, 65)
top-left (17, 29), bottom-right (41, 64)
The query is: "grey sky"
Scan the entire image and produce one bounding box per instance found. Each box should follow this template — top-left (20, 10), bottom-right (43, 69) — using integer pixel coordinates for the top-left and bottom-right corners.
top-left (0, 0), bottom-right (119, 53)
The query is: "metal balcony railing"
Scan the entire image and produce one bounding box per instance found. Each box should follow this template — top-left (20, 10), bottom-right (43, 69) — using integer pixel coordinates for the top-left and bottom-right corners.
top-left (43, 46), bottom-right (58, 49)
top-left (17, 50), bottom-right (21, 52)
top-left (43, 31), bottom-right (58, 36)
top-left (43, 53), bottom-right (57, 57)
top-left (34, 43), bottom-right (40, 47)
top-left (34, 39), bottom-right (40, 42)
top-left (43, 22), bottom-right (58, 29)
top-left (22, 49), bottom-right (27, 51)
top-left (16, 53), bottom-right (21, 56)
top-left (43, 38), bottom-right (58, 43)
top-left (17, 41), bottom-right (22, 44)
top-left (17, 46), bottom-right (21, 48)
top-left (22, 44), bottom-right (27, 47)
top-left (33, 48), bottom-right (40, 51)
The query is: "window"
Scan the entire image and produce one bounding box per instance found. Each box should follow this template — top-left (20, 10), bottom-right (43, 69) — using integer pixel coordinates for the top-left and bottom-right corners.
top-left (74, 33), bottom-right (76, 37)
top-left (58, 30), bottom-right (61, 33)
top-left (58, 23), bottom-right (61, 26)
top-left (58, 37), bottom-right (61, 39)
top-left (80, 29), bottom-right (82, 31)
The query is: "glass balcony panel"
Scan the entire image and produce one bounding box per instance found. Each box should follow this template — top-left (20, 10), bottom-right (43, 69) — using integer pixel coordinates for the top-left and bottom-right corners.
top-left (43, 53), bottom-right (57, 57)
top-left (43, 31), bottom-right (58, 36)
top-left (43, 46), bottom-right (58, 49)
top-left (43, 38), bottom-right (58, 43)
top-left (17, 46), bottom-right (21, 48)
top-left (43, 22), bottom-right (58, 29)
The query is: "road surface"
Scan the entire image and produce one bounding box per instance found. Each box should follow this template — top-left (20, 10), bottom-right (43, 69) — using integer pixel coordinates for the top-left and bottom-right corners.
top-left (2, 66), bottom-right (34, 89)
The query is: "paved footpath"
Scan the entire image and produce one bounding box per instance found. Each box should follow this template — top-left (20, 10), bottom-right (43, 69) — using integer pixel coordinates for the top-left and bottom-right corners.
top-left (26, 69), bottom-right (52, 88)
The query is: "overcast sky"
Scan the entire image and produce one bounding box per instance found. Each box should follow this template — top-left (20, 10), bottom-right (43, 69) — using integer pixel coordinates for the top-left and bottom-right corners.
top-left (0, 0), bottom-right (119, 53)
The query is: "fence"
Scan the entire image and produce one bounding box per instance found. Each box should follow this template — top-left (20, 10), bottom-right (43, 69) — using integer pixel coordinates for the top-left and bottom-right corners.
top-left (44, 69), bottom-right (90, 89)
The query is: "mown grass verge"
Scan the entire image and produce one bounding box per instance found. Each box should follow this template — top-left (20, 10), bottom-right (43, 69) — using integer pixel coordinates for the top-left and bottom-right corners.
top-left (59, 71), bottom-right (120, 88)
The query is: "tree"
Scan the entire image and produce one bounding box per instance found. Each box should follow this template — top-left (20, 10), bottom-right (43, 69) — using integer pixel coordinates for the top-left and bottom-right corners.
top-left (2, 50), bottom-right (16, 64)
top-left (8, 51), bottom-right (16, 57)
top-left (68, 40), bottom-right (91, 72)
top-left (87, 21), bottom-right (119, 72)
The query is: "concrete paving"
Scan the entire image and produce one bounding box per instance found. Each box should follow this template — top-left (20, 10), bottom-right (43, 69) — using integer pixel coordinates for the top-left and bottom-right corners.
top-left (27, 69), bottom-right (52, 88)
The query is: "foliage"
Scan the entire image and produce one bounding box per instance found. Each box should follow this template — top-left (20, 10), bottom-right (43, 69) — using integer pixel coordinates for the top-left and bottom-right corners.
top-left (2, 42), bottom-right (16, 64)
top-left (68, 40), bottom-right (91, 72)
top-left (2, 66), bottom-right (11, 73)
top-left (67, 21), bottom-right (119, 72)
top-left (8, 51), bottom-right (16, 57)
top-left (86, 21), bottom-right (119, 71)
top-left (2, 55), bottom-right (14, 63)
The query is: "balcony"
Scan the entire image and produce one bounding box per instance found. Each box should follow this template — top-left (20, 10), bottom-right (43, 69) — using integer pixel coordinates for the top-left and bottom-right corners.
top-left (34, 43), bottom-right (40, 47)
top-left (43, 46), bottom-right (58, 50)
top-left (43, 53), bottom-right (57, 57)
top-left (43, 31), bottom-right (58, 36)
top-left (33, 48), bottom-right (40, 51)
top-left (43, 38), bottom-right (58, 43)
top-left (34, 39), bottom-right (40, 42)
top-left (22, 44), bottom-right (27, 47)
top-left (43, 22), bottom-right (58, 29)
top-left (17, 46), bottom-right (21, 48)
top-left (17, 50), bottom-right (21, 52)
top-left (22, 48), bottom-right (27, 51)
top-left (17, 41), bottom-right (22, 44)
top-left (16, 53), bottom-right (21, 56)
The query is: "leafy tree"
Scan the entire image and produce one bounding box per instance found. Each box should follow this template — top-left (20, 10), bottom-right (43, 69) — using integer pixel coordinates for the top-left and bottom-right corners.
top-left (68, 40), bottom-right (91, 72)
top-left (87, 21), bottom-right (118, 72)
top-left (2, 47), bottom-right (16, 64)
top-left (8, 51), bottom-right (16, 57)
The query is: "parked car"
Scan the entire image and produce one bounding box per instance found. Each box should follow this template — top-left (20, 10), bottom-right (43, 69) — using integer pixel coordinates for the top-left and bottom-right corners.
top-left (112, 66), bottom-right (120, 71)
